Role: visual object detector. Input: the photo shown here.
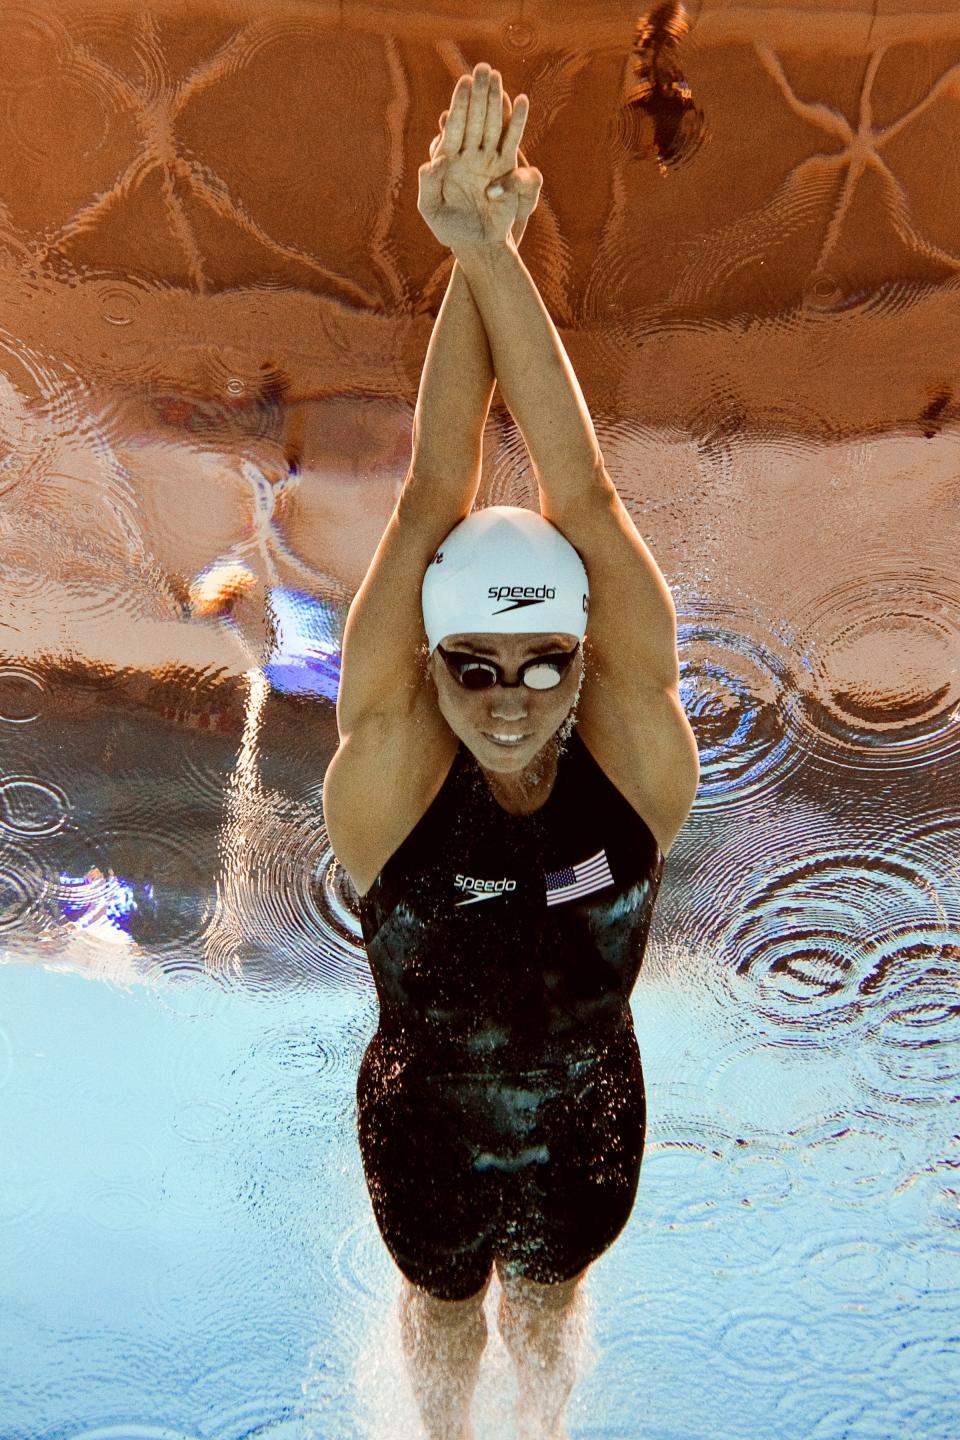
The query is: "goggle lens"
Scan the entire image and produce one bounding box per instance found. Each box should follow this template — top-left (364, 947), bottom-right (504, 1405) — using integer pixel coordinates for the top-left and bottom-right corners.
top-left (439, 646), bottom-right (578, 691)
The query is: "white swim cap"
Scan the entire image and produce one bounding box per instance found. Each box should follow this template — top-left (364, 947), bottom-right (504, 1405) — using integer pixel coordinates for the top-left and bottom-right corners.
top-left (421, 506), bottom-right (589, 653)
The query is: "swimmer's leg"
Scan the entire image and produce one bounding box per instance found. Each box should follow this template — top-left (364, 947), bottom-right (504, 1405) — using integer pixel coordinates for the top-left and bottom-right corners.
top-left (495, 1261), bottom-right (587, 1440)
top-left (398, 1271), bottom-right (492, 1440)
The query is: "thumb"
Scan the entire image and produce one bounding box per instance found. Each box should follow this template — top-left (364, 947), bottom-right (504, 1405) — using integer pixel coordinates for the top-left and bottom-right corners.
top-left (417, 157), bottom-right (445, 207)
top-left (488, 168), bottom-right (541, 201)
top-left (486, 171), bottom-right (520, 200)
top-left (518, 165), bottom-right (543, 196)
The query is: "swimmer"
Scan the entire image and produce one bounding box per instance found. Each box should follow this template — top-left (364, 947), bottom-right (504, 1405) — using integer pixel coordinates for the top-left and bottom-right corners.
top-left (323, 64), bottom-right (699, 1440)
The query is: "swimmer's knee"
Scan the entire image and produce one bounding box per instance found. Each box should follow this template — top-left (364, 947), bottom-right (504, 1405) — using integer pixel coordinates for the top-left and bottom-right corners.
top-left (400, 1270), bottom-right (492, 1324)
top-left (495, 1261), bottom-right (587, 1310)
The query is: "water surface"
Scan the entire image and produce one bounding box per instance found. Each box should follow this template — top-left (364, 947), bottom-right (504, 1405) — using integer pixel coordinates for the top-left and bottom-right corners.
top-left (1, 2), bottom-right (959, 1436)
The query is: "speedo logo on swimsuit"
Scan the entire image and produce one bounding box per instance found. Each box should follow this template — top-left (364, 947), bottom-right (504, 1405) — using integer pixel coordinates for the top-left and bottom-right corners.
top-left (454, 873), bottom-right (517, 906)
top-left (488, 583), bottom-right (555, 614)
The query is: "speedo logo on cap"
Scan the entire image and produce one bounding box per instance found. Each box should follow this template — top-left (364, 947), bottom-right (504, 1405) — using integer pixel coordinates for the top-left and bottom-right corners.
top-left (488, 583), bottom-right (556, 614)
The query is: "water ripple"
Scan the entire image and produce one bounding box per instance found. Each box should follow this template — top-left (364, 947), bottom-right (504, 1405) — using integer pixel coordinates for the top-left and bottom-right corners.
top-left (683, 810), bottom-right (959, 1041)
top-left (789, 561), bottom-right (960, 772)
top-left (0, 664), bottom-right (44, 722)
top-left (168, 1098), bottom-right (232, 1147)
top-left (52, 819), bottom-right (211, 954)
top-left (7, 47), bottom-right (123, 170)
top-left (0, 7), bottom-right (71, 92)
top-left (206, 799), bottom-right (371, 990)
top-left (240, 1017), bottom-right (361, 1129)
top-left (0, 776), bottom-right (68, 837)
top-left (678, 607), bottom-right (802, 810)
top-left (0, 844), bottom-right (46, 934)
top-left (714, 1306), bottom-right (811, 1379)
top-left (331, 1215), bottom-right (394, 1302)
top-left (197, 1399), bottom-right (307, 1440)
top-left (64, 1429), bottom-right (202, 1440)
top-left (798, 1116), bottom-right (911, 1203)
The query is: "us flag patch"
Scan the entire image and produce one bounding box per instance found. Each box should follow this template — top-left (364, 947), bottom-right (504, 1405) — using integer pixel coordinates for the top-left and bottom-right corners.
top-left (544, 848), bottom-right (615, 906)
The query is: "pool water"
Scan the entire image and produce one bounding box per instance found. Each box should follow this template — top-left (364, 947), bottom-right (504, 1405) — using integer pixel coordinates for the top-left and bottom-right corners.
top-left (1, 3), bottom-right (959, 1437)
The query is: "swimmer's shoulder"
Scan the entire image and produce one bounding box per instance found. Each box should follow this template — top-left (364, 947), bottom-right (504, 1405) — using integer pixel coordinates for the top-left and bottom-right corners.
top-left (324, 680), bottom-right (458, 900)
top-left (574, 674), bottom-right (698, 859)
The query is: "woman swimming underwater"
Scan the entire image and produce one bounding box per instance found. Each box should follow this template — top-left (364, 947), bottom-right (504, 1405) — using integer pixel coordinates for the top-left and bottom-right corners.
top-left (323, 64), bottom-right (700, 1440)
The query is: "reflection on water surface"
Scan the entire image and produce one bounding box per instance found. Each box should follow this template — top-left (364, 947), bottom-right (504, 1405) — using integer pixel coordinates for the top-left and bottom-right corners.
top-left (1, 1), bottom-right (959, 1436)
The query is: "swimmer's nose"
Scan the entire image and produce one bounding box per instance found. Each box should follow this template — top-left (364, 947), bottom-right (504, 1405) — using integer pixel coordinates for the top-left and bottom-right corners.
top-left (492, 688), bottom-right (529, 720)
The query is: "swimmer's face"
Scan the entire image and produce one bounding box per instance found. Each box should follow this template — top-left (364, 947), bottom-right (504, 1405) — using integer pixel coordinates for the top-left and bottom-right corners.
top-left (428, 632), bottom-right (584, 773)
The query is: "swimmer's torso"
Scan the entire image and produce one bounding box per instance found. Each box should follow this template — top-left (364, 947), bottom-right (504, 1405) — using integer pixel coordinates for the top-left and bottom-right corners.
top-left (357, 724), bottom-right (664, 1075)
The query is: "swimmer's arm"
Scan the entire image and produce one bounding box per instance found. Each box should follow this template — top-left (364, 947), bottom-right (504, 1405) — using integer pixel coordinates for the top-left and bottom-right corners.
top-left (408, 97), bottom-right (539, 490)
top-left (334, 153), bottom-right (537, 736)
top-left (453, 236), bottom-right (681, 688)
top-left (335, 262), bottom-right (492, 736)
top-left (407, 258), bottom-right (496, 491)
top-left (452, 237), bottom-right (605, 503)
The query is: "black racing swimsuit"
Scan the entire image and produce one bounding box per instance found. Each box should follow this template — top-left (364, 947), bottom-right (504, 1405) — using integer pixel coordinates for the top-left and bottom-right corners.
top-left (355, 724), bottom-right (664, 1300)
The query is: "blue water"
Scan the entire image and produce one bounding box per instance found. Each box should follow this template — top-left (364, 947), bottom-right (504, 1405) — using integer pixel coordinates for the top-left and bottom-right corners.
top-left (2, 821), bottom-right (957, 1438)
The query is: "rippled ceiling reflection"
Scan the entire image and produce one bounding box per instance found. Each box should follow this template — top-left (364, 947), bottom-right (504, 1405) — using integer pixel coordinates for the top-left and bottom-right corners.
top-left (1, 0), bottom-right (956, 969)
top-left (1, 1), bottom-right (958, 1437)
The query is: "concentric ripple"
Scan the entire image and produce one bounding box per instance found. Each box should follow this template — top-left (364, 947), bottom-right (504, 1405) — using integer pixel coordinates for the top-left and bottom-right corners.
top-left (0, 7), bottom-right (72, 91)
top-left (0, 664), bottom-right (44, 722)
top-left (0, 329), bottom-right (89, 491)
top-left (789, 561), bottom-right (960, 771)
top-left (684, 806), bottom-right (960, 1034)
top-left (331, 1215), bottom-right (395, 1302)
top-left (0, 776), bottom-right (68, 837)
top-left (7, 51), bottom-right (122, 169)
top-left (315, 837), bottom-right (364, 945)
top-left (678, 607), bottom-right (804, 810)
top-left (52, 818), bottom-right (211, 954)
top-left (207, 796), bottom-right (370, 989)
top-left (855, 974), bottom-right (960, 1108)
top-left (239, 1014), bottom-right (365, 1130)
top-left (0, 380), bottom-right (38, 503)
top-left (0, 844), bottom-right (46, 935)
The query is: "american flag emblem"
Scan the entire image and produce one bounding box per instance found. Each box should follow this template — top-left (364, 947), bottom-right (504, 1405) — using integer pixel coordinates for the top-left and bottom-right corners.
top-left (544, 848), bottom-right (615, 907)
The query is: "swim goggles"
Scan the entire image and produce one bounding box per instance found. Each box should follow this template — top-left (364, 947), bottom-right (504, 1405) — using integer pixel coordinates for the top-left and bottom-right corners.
top-left (436, 643), bottom-right (580, 691)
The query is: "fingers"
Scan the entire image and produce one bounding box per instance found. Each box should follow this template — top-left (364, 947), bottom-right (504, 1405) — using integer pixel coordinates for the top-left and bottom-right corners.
top-left (463, 62), bottom-right (492, 151)
top-left (482, 68), bottom-right (504, 152)
top-left (440, 72), bottom-right (471, 154)
top-left (500, 92), bottom-right (529, 167)
top-left (442, 63), bottom-right (517, 157)
top-left (431, 109), bottom-right (451, 161)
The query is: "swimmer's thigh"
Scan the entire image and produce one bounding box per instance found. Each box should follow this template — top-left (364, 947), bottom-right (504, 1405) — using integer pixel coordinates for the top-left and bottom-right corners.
top-left (498, 1037), bottom-right (646, 1285)
top-left (356, 1048), bottom-right (496, 1301)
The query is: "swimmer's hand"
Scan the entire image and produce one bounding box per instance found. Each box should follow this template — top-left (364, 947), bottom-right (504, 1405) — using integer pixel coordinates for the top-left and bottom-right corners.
top-left (429, 92), bottom-right (540, 248)
top-left (418, 62), bottom-right (543, 251)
